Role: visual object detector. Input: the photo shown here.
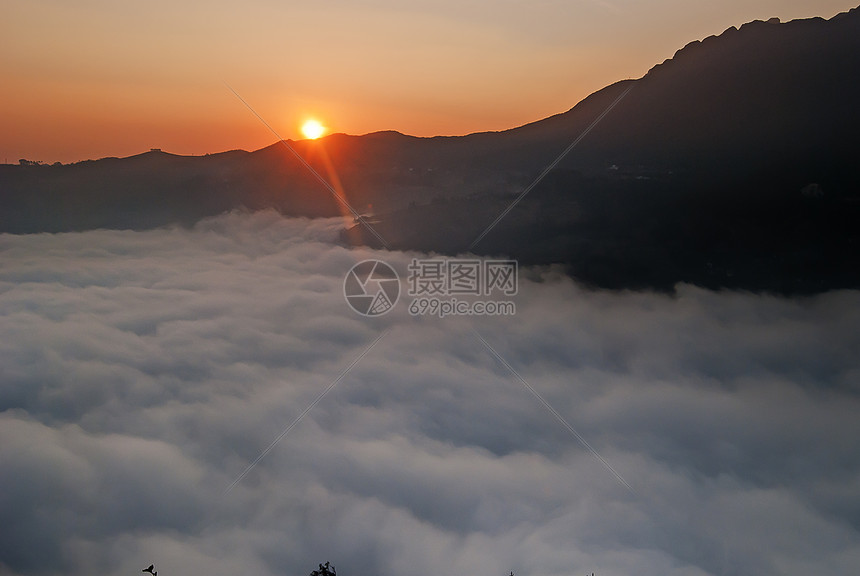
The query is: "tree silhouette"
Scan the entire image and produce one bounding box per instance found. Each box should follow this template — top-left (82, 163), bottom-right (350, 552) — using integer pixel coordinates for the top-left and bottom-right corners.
top-left (309, 561), bottom-right (336, 576)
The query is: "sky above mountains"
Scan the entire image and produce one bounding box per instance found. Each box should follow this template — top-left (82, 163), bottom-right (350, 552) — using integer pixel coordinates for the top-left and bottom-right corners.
top-left (2, 0), bottom-right (856, 163)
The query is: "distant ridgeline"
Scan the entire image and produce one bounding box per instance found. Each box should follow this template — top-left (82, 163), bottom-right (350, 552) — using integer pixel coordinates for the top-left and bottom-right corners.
top-left (2, 7), bottom-right (859, 294)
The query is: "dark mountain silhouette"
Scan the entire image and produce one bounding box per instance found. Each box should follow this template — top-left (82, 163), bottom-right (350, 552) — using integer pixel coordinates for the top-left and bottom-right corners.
top-left (2, 7), bottom-right (858, 293)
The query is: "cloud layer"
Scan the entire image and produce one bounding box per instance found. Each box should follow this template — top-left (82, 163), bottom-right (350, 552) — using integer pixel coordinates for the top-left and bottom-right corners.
top-left (1, 210), bottom-right (859, 576)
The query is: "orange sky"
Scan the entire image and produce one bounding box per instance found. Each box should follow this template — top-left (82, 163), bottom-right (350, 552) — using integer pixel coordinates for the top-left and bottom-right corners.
top-left (1, 0), bottom-right (856, 164)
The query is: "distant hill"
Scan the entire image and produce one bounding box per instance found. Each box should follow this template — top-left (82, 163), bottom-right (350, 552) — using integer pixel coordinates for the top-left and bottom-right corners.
top-left (2, 7), bottom-right (859, 293)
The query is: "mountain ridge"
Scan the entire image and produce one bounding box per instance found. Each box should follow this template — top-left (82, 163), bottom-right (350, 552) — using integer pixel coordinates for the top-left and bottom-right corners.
top-left (2, 6), bottom-right (858, 293)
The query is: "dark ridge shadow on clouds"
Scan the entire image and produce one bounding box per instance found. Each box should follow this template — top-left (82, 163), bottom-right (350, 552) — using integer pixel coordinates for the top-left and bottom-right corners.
top-left (1, 210), bottom-right (859, 576)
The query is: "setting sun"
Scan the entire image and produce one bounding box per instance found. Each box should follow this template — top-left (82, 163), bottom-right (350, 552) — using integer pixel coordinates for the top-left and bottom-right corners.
top-left (301, 119), bottom-right (326, 140)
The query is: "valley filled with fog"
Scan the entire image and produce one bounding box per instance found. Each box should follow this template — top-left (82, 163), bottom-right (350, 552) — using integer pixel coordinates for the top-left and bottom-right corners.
top-left (2, 211), bottom-right (858, 576)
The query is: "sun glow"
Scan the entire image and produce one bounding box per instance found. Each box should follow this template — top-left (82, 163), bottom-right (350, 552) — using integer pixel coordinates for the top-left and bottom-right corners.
top-left (301, 119), bottom-right (326, 140)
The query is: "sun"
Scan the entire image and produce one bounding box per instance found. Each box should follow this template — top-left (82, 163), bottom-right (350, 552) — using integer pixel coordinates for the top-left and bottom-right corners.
top-left (301, 119), bottom-right (326, 140)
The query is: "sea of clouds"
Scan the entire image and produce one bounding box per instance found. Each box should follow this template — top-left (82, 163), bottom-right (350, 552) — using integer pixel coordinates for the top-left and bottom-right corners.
top-left (1, 210), bottom-right (859, 576)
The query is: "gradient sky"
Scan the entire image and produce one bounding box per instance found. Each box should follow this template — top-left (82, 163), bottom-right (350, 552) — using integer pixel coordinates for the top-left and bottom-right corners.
top-left (2, 0), bottom-right (857, 163)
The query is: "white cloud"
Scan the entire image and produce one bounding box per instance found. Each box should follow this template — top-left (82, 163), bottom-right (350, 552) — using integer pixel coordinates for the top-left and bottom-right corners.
top-left (1, 210), bottom-right (858, 576)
